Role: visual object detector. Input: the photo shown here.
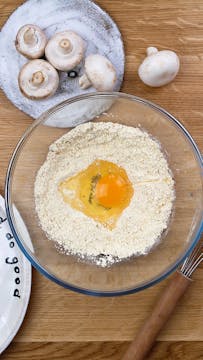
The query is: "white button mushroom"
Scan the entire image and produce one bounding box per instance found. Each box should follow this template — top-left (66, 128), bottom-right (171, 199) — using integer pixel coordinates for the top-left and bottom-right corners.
top-left (79, 54), bottom-right (117, 91)
top-left (45, 31), bottom-right (85, 71)
top-left (138, 47), bottom-right (180, 87)
top-left (15, 24), bottom-right (47, 59)
top-left (18, 59), bottom-right (59, 100)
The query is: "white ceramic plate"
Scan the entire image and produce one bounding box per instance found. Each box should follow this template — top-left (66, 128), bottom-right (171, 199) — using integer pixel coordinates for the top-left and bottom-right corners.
top-left (0, 195), bottom-right (31, 354)
top-left (0, 0), bottom-right (125, 119)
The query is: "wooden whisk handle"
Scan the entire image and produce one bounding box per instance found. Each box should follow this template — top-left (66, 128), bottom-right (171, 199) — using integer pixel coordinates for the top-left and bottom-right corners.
top-left (122, 271), bottom-right (191, 360)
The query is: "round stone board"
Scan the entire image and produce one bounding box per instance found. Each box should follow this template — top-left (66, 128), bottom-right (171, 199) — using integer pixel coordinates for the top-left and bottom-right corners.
top-left (0, 0), bottom-right (125, 119)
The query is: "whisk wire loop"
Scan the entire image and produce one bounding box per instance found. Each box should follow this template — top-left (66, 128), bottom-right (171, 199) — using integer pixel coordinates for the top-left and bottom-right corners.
top-left (181, 241), bottom-right (203, 277)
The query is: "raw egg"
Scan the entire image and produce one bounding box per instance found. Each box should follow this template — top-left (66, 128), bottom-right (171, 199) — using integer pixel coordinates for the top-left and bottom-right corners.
top-left (58, 160), bottom-right (134, 229)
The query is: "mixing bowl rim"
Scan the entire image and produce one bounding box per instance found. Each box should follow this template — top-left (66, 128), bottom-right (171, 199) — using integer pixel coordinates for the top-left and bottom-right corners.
top-left (5, 91), bottom-right (203, 296)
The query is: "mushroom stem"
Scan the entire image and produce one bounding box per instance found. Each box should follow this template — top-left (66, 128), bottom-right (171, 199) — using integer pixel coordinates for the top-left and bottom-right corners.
top-left (79, 73), bottom-right (91, 89)
top-left (146, 47), bottom-right (158, 56)
top-left (59, 38), bottom-right (72, 54)
top-left (32, 71), bottom-right (44, 86)
top-left (24, 28), bottom-right (36, 46)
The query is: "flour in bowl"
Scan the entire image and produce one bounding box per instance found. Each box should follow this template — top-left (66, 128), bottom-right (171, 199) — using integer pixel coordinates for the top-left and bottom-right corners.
top-left (34, 122), bottom-right (175, 266)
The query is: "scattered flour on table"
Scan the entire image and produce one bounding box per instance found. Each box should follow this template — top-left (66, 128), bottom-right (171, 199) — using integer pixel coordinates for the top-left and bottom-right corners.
top-left (34, 122), bottom-right (175, 267)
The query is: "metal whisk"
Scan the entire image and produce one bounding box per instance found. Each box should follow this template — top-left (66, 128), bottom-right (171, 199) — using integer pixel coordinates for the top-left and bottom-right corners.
top-left (123, 240), bottom-right (203, 360)
top-left (181, 242), bottom-right (203, 278)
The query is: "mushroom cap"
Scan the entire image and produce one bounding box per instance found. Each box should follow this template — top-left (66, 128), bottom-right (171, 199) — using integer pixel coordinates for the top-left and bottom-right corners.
top-left (138, 49), bottom-right (180, 87)
top-left (18, 59), bottom-right (59, 100)
top-left (45, 31), bottom-right (85, 71)
top-left (15, 24), bottom-right (47, 59)
top-left (85, 54), bottom-right (117, 91)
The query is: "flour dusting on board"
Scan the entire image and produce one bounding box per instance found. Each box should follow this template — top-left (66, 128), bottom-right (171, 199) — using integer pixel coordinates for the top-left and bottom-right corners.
top-left (0, 0), bottom-right (124, 119)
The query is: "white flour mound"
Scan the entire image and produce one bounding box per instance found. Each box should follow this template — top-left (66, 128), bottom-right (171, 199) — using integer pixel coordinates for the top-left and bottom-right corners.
top-left (34, 122), bottom-right (175, 267)
top-left (0, 0), bottom-right (124, 121)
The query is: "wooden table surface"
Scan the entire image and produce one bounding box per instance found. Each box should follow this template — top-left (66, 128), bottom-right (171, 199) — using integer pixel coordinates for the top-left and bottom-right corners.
top-left (0, 1), bottom-right (203, 359)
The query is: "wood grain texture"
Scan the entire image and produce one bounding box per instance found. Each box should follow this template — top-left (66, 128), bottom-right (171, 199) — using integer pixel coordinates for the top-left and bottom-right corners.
top-left (0, 0), bottom-right (203, 359)
top-left (2, 341), bottom-right (203, 360)
top-left (122, 273), bottom-right (192, 360)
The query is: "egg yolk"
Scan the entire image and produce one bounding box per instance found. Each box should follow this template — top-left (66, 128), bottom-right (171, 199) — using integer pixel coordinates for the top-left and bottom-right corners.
top-left (95, 173), bottom-right (130, 208)
top-left (58, 160), bottom-right (134, 229)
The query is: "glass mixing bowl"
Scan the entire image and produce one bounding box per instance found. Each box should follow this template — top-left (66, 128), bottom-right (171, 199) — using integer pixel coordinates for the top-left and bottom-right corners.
top-left (5, 93), bottom-right (203, 296)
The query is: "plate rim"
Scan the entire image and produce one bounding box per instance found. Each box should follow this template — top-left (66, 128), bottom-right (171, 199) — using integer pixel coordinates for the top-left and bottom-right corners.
top-left (0, 195), bottom-right (32, 355)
